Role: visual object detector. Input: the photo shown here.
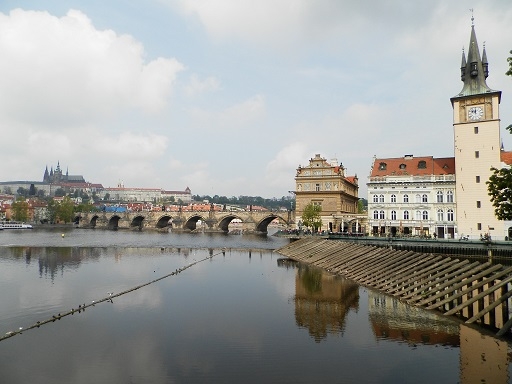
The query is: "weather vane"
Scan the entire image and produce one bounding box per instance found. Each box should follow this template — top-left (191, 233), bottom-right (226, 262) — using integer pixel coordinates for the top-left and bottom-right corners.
top-left (470, 8), bottom-right (474, 25)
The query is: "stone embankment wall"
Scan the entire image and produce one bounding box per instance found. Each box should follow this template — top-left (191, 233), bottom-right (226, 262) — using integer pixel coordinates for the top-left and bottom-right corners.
top-left (276, 237), bottom-right (512, 337)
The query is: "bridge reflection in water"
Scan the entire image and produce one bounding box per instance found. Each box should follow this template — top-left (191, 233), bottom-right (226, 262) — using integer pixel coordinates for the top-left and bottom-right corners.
top-left (278, 260), bottom-right (510, 384)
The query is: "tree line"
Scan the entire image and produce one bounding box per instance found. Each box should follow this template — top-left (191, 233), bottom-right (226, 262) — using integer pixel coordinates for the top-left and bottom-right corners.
top-left (191, 194), bottom-right (294, 210)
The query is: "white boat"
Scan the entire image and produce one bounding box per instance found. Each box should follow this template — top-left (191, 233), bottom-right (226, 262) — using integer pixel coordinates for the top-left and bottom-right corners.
top-left (0, 222), bottom-right (33, 229)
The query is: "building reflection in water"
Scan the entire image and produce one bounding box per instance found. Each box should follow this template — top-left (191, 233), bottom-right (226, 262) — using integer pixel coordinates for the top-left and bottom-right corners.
top-left (459, 325), bottom-right (510, 384)
top-left (278, 259), bottom-right (359, 343)
top-left (368, 291), bottom-right (511, 383)
top-left (368, 291), bottom-right (460, 346)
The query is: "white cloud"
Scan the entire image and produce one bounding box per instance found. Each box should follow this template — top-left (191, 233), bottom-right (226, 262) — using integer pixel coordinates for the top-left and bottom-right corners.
top-left (94, 132), bottom-right (168, 159)
top-left (184, 74), bottom-right (221, 97)
top-left (188, 94), bottom-right (266, 130)
top-left (0, 9), bottom-right (184, 126)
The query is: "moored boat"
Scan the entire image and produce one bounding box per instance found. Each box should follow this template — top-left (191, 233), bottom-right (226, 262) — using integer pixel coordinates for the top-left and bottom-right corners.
top-left (0, 222), bottom-right (33, 229)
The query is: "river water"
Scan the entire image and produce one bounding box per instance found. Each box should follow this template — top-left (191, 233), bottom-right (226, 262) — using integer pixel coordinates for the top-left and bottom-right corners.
top-left (0, 227), bottom-right (510, 383)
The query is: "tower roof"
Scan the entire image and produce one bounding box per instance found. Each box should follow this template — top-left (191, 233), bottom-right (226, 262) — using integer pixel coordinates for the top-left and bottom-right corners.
top-left (452, 24), bottom-right (500, 102)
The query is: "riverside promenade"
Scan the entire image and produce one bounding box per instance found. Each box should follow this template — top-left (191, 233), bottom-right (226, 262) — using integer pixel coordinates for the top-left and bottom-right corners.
top-left (276, 237), bottom-right (512, 337)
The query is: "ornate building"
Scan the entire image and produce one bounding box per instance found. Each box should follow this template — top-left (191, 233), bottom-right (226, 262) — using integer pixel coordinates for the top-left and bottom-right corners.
top-left (367, 155), bottom-right (456, 238)
top-left (43, 161), bottom-right (85, 184)
top-left (294, 154), bottom-right (361, 232)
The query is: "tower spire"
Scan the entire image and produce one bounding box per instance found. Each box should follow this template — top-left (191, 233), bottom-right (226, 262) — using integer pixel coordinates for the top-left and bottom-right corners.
top-left (453, 21), bottom-right (497, 98)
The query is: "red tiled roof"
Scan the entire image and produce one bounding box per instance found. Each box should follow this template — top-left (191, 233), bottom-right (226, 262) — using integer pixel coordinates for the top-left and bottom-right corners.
top-left (501, 151), bottom-right (512, 165)
top-left (370, 156), bottom-right (455, 177)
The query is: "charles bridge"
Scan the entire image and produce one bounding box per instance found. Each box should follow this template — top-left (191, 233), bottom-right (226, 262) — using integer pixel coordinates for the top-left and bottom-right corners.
top-left (76, 209), bottom-right (294, 234)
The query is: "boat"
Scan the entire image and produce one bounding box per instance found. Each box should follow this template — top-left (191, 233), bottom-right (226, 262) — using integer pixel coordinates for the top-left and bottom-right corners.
top-left (0, 222), bottom-right (33, 229)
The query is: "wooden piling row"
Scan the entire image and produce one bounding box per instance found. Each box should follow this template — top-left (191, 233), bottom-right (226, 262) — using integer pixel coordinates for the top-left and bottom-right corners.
top-left (277, 238), bottom-right (512, 337)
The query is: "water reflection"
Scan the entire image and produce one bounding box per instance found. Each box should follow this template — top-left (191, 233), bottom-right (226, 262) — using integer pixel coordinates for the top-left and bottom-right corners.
top-left (278, 260), bottom-right (359, 342)
top-left (368, 291), bottom-right (460, 346)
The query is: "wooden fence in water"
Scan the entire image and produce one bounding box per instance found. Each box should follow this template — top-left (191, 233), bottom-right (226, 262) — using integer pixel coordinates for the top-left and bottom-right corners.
top-left (276, 237), bottom-right (512, 337)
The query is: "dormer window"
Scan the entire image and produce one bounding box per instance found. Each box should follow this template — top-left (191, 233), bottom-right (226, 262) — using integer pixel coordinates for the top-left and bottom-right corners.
top-left (399, 163), bottom-right (406, 170)
top-left (418, 161), bottom-right (427, 169)
top-left (378, 162), bottom-right (387, 170)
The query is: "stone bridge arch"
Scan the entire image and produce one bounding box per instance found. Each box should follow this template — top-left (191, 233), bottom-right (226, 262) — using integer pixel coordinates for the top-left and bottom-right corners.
top-left (254, 214), bottom-right (288, 233)
top-left (130, 215), bottom-right (145, 230)
top-left (184, 214), bottom-right (209, 231)
top-left (108, 215), bottom-right (121, 230)
top-left (155, 215), bottom-right (173, 229)
top-left (217, 214), bottom-right (244, 232)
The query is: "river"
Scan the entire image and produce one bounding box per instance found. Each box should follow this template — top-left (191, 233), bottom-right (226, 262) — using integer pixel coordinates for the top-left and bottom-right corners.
top-left (0, 227), bottom-right (510, 383)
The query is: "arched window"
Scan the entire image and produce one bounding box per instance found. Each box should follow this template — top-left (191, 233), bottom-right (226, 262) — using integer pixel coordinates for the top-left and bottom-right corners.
top-left (391, 210), bottom-right (396, 220)
top-left (373, 195), bottom-right (378, 203)
top-left (415, 194), bottom-right (421, 203)
top-left (446, 191), bottom-right (454, 203)
top-left (403, 194), bottom-right (409, 203)
top-left (379, 194), bottom-right (384, 203)
top-left (418, 160), bottom-right (427, 169)
top-left (447, 209), bottom-right (454, 221)
top-left (391, 194), bottom-right (396, 203)
top-left (422, 194), bottom-right (428, 203)
top-left (379, 210), bottom-right (385, 219)
top-left (403, 211), bottom-right (409, 220)
top-left (437, 191), bottom-right (443, 203)
top-left (373, 210), bottom-right (379, 219)
top-left (415, 210), bottom-right (421, 220)
top-left (422, 211), bottom-right (428, 220)
top-left (437, 209), bottom-right (444, 221)
top-left (379, 162), bottom-right (387, 170)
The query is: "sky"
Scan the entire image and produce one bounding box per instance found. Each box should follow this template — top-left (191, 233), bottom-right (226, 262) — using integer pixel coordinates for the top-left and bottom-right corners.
top-left (0, 1), bottom-right (511, 199)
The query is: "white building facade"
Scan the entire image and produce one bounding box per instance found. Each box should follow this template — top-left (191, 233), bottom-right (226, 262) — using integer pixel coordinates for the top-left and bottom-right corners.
top-left (367, 156), bottom-right (457, 238)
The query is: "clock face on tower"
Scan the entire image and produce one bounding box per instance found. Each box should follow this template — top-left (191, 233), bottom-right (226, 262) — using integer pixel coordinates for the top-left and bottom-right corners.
top-left (468, 106), bottom-right (484, 121)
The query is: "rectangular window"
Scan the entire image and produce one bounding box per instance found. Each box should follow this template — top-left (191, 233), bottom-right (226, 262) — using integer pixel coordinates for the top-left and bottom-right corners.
top-left (477, 223), bottom-right (482, 231)
top-left (476, 176), bottom-right (480, 183)
top-left (476, 201), bottom-right (481, 208)
top-left (474, 127), bottom-right (479, 134)
top-left (475, 151), bottom-right (479, 158)
top-left (315, 184), bottom-right (320, 192)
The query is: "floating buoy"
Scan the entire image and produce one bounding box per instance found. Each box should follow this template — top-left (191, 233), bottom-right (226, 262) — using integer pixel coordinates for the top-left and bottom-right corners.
top-left (61, 233), bottom-right (65, 238)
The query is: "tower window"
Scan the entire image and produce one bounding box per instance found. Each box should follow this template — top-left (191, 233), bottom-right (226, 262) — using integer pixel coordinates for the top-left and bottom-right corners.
top-left (476, 201), bottom-right (481, 208)
top-left (475, 151), bottom-right (479, 158)
top-left (477, 223), bottom-right (482, 231)
top-left (474, 127), bottom-right (479, 134)
top-left (476, 176), bottom-right (480, 183)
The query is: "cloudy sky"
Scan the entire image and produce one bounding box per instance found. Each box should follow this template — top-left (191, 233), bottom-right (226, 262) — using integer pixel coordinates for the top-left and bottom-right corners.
top-left (0, 1), bottom-right (511, 198)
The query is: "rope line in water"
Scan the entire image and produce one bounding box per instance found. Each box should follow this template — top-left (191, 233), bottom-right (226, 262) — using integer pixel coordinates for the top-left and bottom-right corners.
top-left (0, 249), bottom-right (225, 342)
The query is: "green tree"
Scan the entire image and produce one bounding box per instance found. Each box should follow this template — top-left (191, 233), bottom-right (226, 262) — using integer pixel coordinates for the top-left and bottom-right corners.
top-left (54, 188), bottom-right (66, 197)
top-left (487, 167), bottom-right (512, 220)
top-left (11, 197), bottom-right (29, 222)
top-left (487, 53), bottom-right (512, 219)
top-left (47, 199), bottom-right (58, 223)
top-left (507, 50), bottom-right (512, 77)
top-left (17, 187), bottom-right (28, 197)
top-left (57, 197), bottom-right (75, 223)
top-left (301, 203), bottom-right (322, 231)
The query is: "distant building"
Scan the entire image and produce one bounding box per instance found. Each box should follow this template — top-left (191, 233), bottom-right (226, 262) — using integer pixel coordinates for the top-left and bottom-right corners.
top-left (43, 161), bottom-right (85, 184)
top-left (294, 154), bottom-right (362, 232)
